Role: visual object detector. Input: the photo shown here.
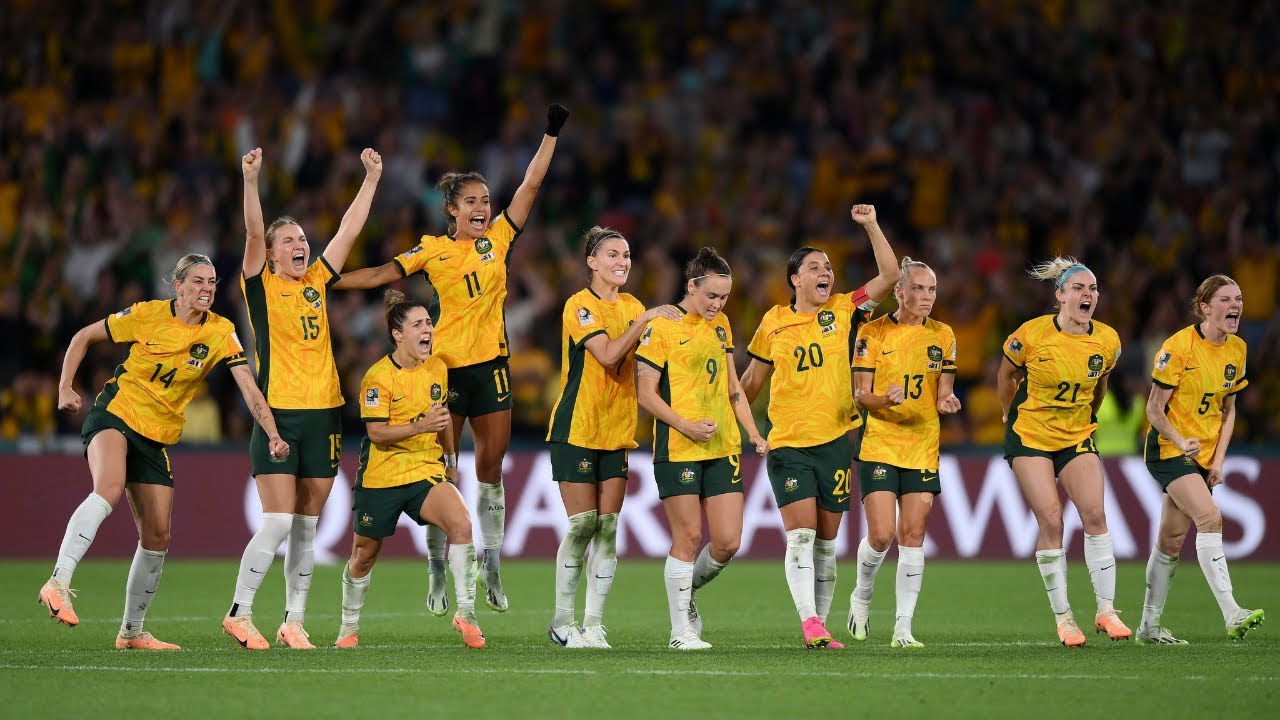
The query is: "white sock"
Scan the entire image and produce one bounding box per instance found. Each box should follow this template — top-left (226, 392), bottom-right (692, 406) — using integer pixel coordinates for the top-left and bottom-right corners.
top-left (664, 555), bottom-right (695, 633)
top-left (476, 482), bottom-right (506, 553)
top-left (283, 514), bottom-right (318, 624)
top-left (119, 544), bottom-right (166, 637)
top-left (553, 510), bottom-right (597, 627)
top-left (584, 512), bottom-right (618, 627)
top-left (340, 562), bottom-right (371, 627)
top-left (1195, 532), bottom-right (1241, 621)
top-left (425, 523), bottom-right (447, 577)
top-left (1141, 548), bottom-right (1178, 629)
top-left (691, 545), bottom-right (727, 591)
top-left (895, 545), bottom-right (925, 631)
top-left (1035, 548), bottom-right (1071, 620)
top-left (229, 512), bottom-right (293, 617)
top-left (449, 542), bottom-right (478, 615)
top-left (1084, 532), bottom-right (1117, 613)
top-left (813, 538), bottom-right (837, 623)
top-left (853, 537), bottom-right (887, 602)
top-left (784, 529), bottom-right (817, 620)
top-left (52, 493), bottom-right (113, 584)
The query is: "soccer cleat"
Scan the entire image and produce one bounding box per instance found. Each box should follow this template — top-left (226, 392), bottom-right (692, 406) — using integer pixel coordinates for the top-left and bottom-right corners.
top-left (426, 571), bottom-right (450, 617)
top-left (1227, 608), bottom-right (1265, 641)
top-left (687, 593), bottom-right (704, 638)
top-left (276, 621), bottom-right (317, 649)
top-left (669, 626), bottom-right (711, 650)
top-left (1057, 617), bottom-right (1087, 647)
top-left (847, 594), bottom-right (870, 641)
top-left (1094, 609), bottom-right (1133, 640)
top-left (581, 625), bottom-right (611, 649)
top-left (1135, 624), bottom-right (1189, 645)
top-left (453, 613), bottom-right (486, 649)
top-left (38, 580), bottom-right (80, 627)
top-left (802, 616), bottom-right (833, 648)
top-left (890, 628), bottom-right (924, 648)
top-left (548, 622), bottom-right (589, 648)
top-left (476, 550), bottom-right (508, 613)
top-left (334, 624), bottom-right (359, 648)
top-left (826, 639), bottom-right (846, 649)
top-left (222, 614), bottom-right (269, 650)
top-left (115, 632), bottom-right (180, 650)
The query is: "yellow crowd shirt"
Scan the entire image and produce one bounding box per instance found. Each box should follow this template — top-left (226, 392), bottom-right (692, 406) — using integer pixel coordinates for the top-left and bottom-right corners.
top-left (1146, 325), bottom-right (1248, 466)
top-left (635, 309), bottom-right (741, 462)
top-left (546, 288), bottom-right (645, 450)
top-left (1003, 315), bottom-right (1122, 451)
top-left (97, 300), bottom-right (247, 444)
top-left (394, 212), bottom-right (521, 368)
top-left (853, 314), bottom-right (957, 469)
top-left (746, 287), bottom-right (873, 449)
top-left (241, 258), bottom-right (343, 409)
top-left (356, 354), bottom-right (449, 489)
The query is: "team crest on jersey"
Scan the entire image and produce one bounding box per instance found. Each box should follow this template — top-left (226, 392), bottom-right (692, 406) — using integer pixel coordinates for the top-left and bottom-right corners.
top-left (1087, 353), bottom-right (1104, 378)
top-left (640, 326), bottom-right (653, 346)
top-left (577, 307), bottom-right (595, 327)
top-left (358, 513), bottom-right (373, 527)
top-left (817, 310), bottom-right (836, 335)
top-left (679, 468), bottom-right (696, 484)
top-left (1156, 351), bottom-right (1172, 371)
top-left (872, 466), bottom-right (887, 479)
top-left (364, 388), bottom-right (380, 407)
top-left (430, 384), bottom-right (443, 401)
top-left (716, 326), bottom-right (727, 343)
top-left (784, 477), bottom-right (799, 492)
top-left (578, 459), bottom-right (593, 474)
top-left (475, 238), bottom-right (493, 255)
top-left (190, 343), bottom-right (209, 360)
top-left (855, 338), bottom-right (869, 359)
top-left (1224, 364), bottom-right (1237, 381)
top-left (303, 287), bottom-right (322, 309)
top-left (1007, 338), bottom-right (1023, 354)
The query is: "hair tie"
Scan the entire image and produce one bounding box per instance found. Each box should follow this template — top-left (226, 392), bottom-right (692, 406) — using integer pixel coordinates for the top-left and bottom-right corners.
top-left (1057, 264), bottom-right (1090, 288)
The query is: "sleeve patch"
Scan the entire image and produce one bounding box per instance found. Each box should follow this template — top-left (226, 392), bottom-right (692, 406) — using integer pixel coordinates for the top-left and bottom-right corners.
top-left (577, 307), bottom-right (595, 327)
top-left (1007, 337), bottom-right (1023, 354)
top-left (855, 338), bottom-right (869, 359)
top-left (115, 307), bottom-right (132, 317)
top-left (364, 388), bottom-right (380, 407)
top-left (640, 326), bottom-right (653, 346)
top-left (1156, 351), bottom-right (1171, 371)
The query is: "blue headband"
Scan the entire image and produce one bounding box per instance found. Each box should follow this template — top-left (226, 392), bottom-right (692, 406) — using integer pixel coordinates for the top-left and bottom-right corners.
top-left (1057, 264), bottom-right (1091, 288)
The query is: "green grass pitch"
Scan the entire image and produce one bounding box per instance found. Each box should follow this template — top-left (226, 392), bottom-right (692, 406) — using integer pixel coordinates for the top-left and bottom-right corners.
top-left (3, 559), bottom-right (1276, 719)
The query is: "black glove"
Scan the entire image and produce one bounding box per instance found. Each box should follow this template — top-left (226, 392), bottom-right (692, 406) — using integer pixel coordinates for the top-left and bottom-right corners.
top-left (545, 104), bottom-right (569, 137)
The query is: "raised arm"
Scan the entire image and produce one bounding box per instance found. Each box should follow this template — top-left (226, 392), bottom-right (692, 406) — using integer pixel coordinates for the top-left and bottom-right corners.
top-left (850, 204), bottom-right (899, 302)
top-left (241, 148), bottom-right (266, 277)
top-left (739, 358), bottom-right (774, 405)
top-left (1145, 383), bottom-right (1198, 458)
top-left (505, 104), bottom-right (568, 228)
top-left (321, 148), bottom-right (383, 273)
top-left (230, 364), bottom-right (289, 460)
top-left (582, 305), bottom-right (681, 370)
top-left (726, 353), bottom-right (768, 456)
top-left (996, 357), bottom-right (1024, 423)
top-left (331, 261), bottom-right (402, 291)
top-left (57, 320), bottom-right (110, 413)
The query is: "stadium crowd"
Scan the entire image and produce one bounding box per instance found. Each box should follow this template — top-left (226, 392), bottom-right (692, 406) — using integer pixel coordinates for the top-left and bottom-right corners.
top-left (2, 0), bottom-right (1278, 449)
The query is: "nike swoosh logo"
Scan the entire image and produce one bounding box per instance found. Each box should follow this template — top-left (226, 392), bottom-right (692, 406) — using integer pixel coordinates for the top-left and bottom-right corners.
top-left (730, 476), bottom-right (741, 484)
top-left (1037, 358), bottom-right (1051, 362)
top-left (249, 568), bottom-right (263, 574)
top-left (438, 255), bottom-right (452, 261)
top-left (881, 350), bottom-right (895, 355)
top-left (797, 565), bottom-right (812, 570)
top-left (1185, 366), bottom-right (1199, 371)
top-left (1045, 585), bottom-right (1060, 592)
top-left (678, 586), bottom-right (691, 592)
top-left (391, 397), bottom-right (404, 403)
top-left (146, 341), bottom-right (159, 346)
top-left (145, 589), bottom-right (156, 594)
top-left (496, 393), bottom-right (510, 402)
top-left (861, 563), bottom-right (877, 568)
top-left (679, 339), bottom-right (692, 345)
top-left (1100, 564), bottom-right (1114, 571)
top-left (78, 533), bottom-right (91, 541)
top-left (594, 574), bottom-right (613, 580)
top-left (280, 293), bottom-right (293, 297)
top-left (50, 607), bottom-right (60, 616)
top-left (922, 476), bottom-right (937, 483)
top-left (815, 578), bottom-right (833, 583)
top-left (563, 564), bottom-right (580, 569)
top-left (239, 638), bottom-right (249, 647)
top-left (905, 573), bottom-right (921, 577)
top-left (773, 329), bottom-right (786, 335)
top-left (1212, 555), bottom-right (1224, 562)
top-left (299, 573), bottom-right (312, 577)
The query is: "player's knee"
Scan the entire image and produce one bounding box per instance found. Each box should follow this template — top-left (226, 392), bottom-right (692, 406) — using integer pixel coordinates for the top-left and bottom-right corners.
top-left (349, 553), bottom-right (376, 577)
top-left (1194, 508), bottom-right (1223, 534)
top-left (671, 528), bottom-right (702, 556)
top-left (711, 537), bottom-right (740, 560)
top-left (1038, 513), bottom-right (1064, 540)
top-left (898, 527), bottom-right (926, 547)
top-left (443, 512), bottom-right (473, 544)
top-left (867, 530), bottom-right (894, 552)
top-left (1077, 507), bottom-right (1107, 535)
top-left (140, 528), bottom-right (170, 551)
top-left (1157, 535), bottom-right (1185, 557)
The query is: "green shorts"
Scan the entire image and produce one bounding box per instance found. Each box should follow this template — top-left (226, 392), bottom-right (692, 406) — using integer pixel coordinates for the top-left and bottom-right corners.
top-left (81, 408), bottom-right (173, 487)
top-left (1004, 430), bottom-right (1098, 477)
top-left (352, 477), bottom-right (445, 538)
top-left (250, 408), bottom-right (342, 478)
top-left (767, 435), bottom-right (853, 512)
top-left (447, 357), bottom-right (513, 419)
top-left (654, 455), bottom-right (743, 500)
top-left (856, 461), bottom-right (941, 500)
top-left (550, 443), bottom-right (629, 483)
top-left (1146, 456), bottom-right (1210, 492)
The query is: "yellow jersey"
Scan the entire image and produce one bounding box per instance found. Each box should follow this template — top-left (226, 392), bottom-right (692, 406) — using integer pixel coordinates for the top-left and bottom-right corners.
top-left (635, 309), bottom-right (741, 462)
top-left (394, 211), bottom-right (521, 368)
top-left (97, 300), bottom-right (247, 444)
top-left (1003, 315), bottom-right (1122, 451)
top-left (1145, 325), bottom-right (1248, 466)
top-left (356, 354), bottom-right (450, 489)
top-left (853, 314), bottom-right (957, 469)
top-left (547, 288), bottom-right (645, 450)
top-left (746, 287), bottom-right (873, 449)
top-left (241, 258), bottom-right (343, 410)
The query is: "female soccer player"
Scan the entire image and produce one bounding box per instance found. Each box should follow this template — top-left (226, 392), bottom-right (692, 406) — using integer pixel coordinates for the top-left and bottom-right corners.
top-left (635, 247), bottom-right (769, 650)
top-left (738, 203), bottom-right (898, 649)
top-left (848, 257), bottom-right (960, 648)
top-left (1137, 275), bottom-right (1264, 643)
top-left (545, 227), bottom-right (680, 649)
top-left (335, 290), bottom-right (485, 649)
top-left (337, 105), bottom-right (569, 613)
top-left (223, 146), bottom-right (381, 650)
top-left (40, 254), bottom-right (289, 650)
top-left (996, 257), bottom-right (1129, 647)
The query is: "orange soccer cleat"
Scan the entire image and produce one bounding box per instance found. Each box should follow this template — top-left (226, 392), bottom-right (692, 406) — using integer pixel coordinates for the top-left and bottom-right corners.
top-left (222, 614), bottom-right (270, 650)
top-left (115, 632), bottom-right (181, 650)
top-left (38, 580), bottom-right (80, 627)
top-left (1057, 617), bottom-right (1087, 647)
top-left (1095, 609), bottom-right (1133, 641)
